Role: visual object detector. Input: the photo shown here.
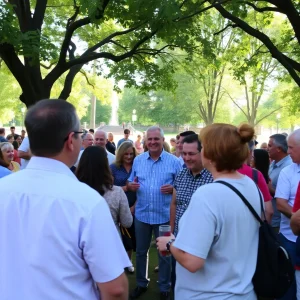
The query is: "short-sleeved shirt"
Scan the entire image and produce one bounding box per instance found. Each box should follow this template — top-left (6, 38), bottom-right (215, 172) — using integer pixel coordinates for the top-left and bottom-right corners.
top-left (275, 163), bottom-right (300, 242)
top-left (110, 163), bottom-right (136, 207)
top-left (0, 136), bottom-right (7, 142)
top-left (238, 164), bottom-right (272, 202)
top-left (0, 157), bottom-right (131, 300)
top-left (173, 168), bottom-right (213, 236)
top-left (18, 136), bottom-right (30, 169)
top-left (128, 150), bottom-right (182, 224)
top-left (174, 176), bottom-right (260, 300)
top-left (269, 155), bottom-right (293, 227)
top-left (117, 138), bottom-right (133, 148)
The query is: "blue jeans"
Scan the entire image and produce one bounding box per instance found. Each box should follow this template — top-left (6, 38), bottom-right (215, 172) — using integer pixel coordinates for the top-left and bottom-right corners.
top-left (135, 218), bottom-right (171, 292)
top-left (278, 233), bottom-right (297, 300)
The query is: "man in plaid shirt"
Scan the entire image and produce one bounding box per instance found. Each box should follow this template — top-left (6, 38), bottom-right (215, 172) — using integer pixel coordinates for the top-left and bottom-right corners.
top-left (170, 134), bottom-right (213, 288)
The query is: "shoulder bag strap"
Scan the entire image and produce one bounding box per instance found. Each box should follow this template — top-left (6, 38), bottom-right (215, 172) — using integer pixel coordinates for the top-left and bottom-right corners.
top-left (215, 180), bottom-right (264, 225)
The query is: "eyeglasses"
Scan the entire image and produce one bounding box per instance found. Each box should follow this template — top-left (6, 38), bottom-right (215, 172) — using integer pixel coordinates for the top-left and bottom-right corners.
top-left (64, 131), bottom-right (84, 141)
top-left (182, 151), bottom-right (200, 156)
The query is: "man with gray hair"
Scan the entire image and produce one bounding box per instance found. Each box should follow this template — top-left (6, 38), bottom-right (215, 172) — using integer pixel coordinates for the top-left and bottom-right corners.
top-left (128, 126), bottom-right (182, 300)
top-left (275, 128), bottom-right (300, 300)
top-left (94, 129), bottom-right (115, 164)
top-left (268, 134), bottom-right (292, 232)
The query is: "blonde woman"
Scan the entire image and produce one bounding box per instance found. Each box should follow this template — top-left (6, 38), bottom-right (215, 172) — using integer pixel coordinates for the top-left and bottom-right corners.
top-left (0, 142), bottom-right (20, 172)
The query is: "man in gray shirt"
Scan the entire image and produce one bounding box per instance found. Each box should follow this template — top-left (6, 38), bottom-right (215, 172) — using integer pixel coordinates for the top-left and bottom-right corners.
top-left (268, 134), bottom-right (292, 231)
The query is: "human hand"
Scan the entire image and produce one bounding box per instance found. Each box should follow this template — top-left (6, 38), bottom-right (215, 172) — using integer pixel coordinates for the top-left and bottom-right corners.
top-left (156, 233), bottom-right (175, 252)
top-left (128, 182), bottom-right (140, 191)
top-left (160, 184), bottom-right (173, 194)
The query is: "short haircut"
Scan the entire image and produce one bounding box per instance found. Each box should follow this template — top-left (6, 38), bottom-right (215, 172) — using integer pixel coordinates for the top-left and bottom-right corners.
top-left (0, 142), bottom-right (13, 153)
top-left (179, 130), bottom-right (196, 137)
top-left (6, 134), bottom-right (14, 140)
top-left (10, 126), bottom-right (15, 130)
top-left (115, 141), bottom-right (137, 168)
top-left (200, 123), bottom-right (254, 172)
top-left (124, 129), bottom-right (130, 134)
top-left (146, 126), bottom-right (164, 137)
top-left (170, 138), bottom-right (176, 143)
top-left (289, 128), bottom-right (300, 145)
top-left (25, 99), bottom-right (80, 157)
top-left (89, 129), bottom-right (94, 133)
top-left (96, 130), bottom-right (107, 139)
top-left (0, 128), bottom-right (5, 135)
top-left (182, 134), bottom-right (202, 152)
top-left (269, 134), bottom-right (288, 153)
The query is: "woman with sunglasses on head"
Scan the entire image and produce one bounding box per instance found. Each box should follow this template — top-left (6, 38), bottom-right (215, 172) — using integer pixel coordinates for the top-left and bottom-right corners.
top-left (110, 141), bottom-right (137, 273)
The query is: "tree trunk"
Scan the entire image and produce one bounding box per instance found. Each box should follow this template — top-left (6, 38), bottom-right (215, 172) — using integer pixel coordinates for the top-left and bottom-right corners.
top-left (90, 95), bottom-right (96, 129)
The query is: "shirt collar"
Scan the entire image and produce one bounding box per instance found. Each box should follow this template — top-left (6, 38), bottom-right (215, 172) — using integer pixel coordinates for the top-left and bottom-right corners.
top-left (26, 157), bottom-right (77, 179)
top-left (146, 149), bottom-right (165, 161)
top-left (187, 168), bottom-right (209, 178)
top-left (274, 155), bottom-right (291, 167)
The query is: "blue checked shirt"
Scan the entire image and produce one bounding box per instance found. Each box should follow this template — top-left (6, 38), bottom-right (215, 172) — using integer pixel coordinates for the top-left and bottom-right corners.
top-left (128, 150), bottom-right (182, 224)
top-left (174, 168), bottom-right (213, 236)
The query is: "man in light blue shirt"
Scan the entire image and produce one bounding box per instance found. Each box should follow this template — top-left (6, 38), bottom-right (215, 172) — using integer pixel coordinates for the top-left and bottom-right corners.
top-left (117, 129), bottom-right (133, 148)
top-left (128, 126), bottom-right (181, 299)
top-left (268, 134), bottom-right (292, 231)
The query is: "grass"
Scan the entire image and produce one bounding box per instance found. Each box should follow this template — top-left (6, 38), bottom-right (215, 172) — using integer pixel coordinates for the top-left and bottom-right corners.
top-left (127, 242), bottom-right (162, 299)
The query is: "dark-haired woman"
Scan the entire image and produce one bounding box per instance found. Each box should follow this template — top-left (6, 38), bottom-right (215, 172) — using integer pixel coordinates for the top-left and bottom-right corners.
top-left (157, 123), bottom-right (261, 299)
top-left (251, 149), bottom-right (270, 184)
top-left (76, 146), bottom-right (132, 235)
top-left (110, 141), bottom-right (137, 273)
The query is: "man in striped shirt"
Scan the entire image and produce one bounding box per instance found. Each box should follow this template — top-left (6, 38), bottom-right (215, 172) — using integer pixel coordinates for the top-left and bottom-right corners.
top-left (128, 126), bottom-right (182, 300)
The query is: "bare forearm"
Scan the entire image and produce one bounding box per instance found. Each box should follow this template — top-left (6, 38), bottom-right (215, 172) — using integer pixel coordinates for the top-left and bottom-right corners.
top-left (277, 199), bottom-right (292, 219)
top-left (18, 151), bottom-right (31, 160)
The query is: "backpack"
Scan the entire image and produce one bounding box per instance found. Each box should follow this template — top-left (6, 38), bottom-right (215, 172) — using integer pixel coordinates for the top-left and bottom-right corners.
top-left (215, 180), bottom-right (295, 298)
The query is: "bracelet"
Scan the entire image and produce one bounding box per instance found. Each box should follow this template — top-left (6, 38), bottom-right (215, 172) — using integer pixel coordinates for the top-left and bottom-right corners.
top-left (166, 239), bottom-right (175, 252)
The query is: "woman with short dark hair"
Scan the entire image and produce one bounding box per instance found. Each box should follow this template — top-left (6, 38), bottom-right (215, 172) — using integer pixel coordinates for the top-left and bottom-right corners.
top-left (251, 149), bottom-right (270, 184)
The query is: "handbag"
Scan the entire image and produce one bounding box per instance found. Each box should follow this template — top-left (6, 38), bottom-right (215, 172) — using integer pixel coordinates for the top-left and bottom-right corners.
top-left (215, 180), bottom-right (295, 298)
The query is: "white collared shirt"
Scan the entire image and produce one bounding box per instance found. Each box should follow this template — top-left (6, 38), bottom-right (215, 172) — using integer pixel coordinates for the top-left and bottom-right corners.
top-left (0, 157), bottom-right (130, 300)
top-left (107, 149), bottom-right (116, 165)
top-left (18, 136), bottom-right (30, 169)
top-left (275, 163), bottom-right (300, 242)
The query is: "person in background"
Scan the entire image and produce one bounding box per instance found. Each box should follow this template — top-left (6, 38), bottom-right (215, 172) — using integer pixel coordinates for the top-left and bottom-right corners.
top-left (6, 135), bottom-right (14, 143)
top-left (21, 129), bottom-right (26, 140)
top-left (275, 129), bottom-right (300, 300)
top-left (0, 128), bottom-right (8, 143)
top-left (135, 135), bottom-right (144, 154)
top-left (170, 138), bottom-right (176, 153)
top-left (106, 132), bottom-right (116, 155)
top-left (110, 141), bottom-right (137, 273)
top-left (18, 136), bottom-right (31, 169)
top-left (268, 134), bottom-right (292, 233)
top-left (94, 130), bottom-right (116, 165)
top-left (7, 126), bottom-right (19, 140)
top-left (157, 123), bottom-right (261, 300)
top-left (250, 149), bottom-right (270, 184)
top-left (117, 129), bottom-right (133, 148)
top-left (238, 139), bottom-right (273, 223)
top-left (260, 142), bottom-right (268, 150)
top-left (0, 99), bottom-right (130, 300)
top-left (12, 141), bottom-right (21, 165)
top-left (16, 135), bottom-right (22, 146)
top-left (163, 141), bottom-right (171, 153)
top-left (89, 128), bottom-right (94, 135)
top-left (177, 131), bottom-right (196, 166)
top-left (0, 142), bottom-right (20, 172)
top-left (74, 132), bottom-right (94, 167)
top-left (77, 146), bottom-right (133, 235)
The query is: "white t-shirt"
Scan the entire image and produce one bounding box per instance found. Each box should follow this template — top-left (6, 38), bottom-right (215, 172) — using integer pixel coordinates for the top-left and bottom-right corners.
top-left (174, 176), bottom-right (260, 300)
top-left (18, 136), bottom-right (30, 169)
top-left (0, 157), bottom-right (131, 300)
top-left (275, 163), bottom-right (300, 242)
top-left (107, 150), bottom-right (115, 165)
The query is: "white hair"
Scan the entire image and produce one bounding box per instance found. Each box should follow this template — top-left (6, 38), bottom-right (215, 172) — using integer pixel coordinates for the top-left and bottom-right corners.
top-left (0, 142), bottom-right (13, 152)
top-left (146, 126), bottom-right (164, 138)
top-left (289, 128), bottom-right (300, 145)
top-left (95, 130), bottom-right (108, 139)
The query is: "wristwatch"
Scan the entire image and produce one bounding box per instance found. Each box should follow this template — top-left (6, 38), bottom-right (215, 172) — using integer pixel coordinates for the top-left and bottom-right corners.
top-left (166, 239), bottom-right (175, 252)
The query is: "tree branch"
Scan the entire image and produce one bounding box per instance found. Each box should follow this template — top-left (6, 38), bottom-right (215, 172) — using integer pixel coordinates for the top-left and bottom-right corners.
top-left (80, 70), bottom-right (94, 88)
top-left (214, 23), bottom-right (237, 36)
top-left (8, 0), bottom-right (32, 32)
top-left (40, 61), bottom-right (57, 69)
top-left (224, 88), bottom-right (248, 119)
top-left (239, 1), bottom-right (284, 13)
top-left (214, 3), bottom-right (300, 87)
top-left (32, 0), bottom-right (47, 31)
top-left (255, 106), bottom-right (282, 125)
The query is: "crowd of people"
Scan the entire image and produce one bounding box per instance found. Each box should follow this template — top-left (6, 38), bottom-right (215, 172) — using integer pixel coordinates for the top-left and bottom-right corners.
top-left (0, 99), bottom-right (300, 300)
